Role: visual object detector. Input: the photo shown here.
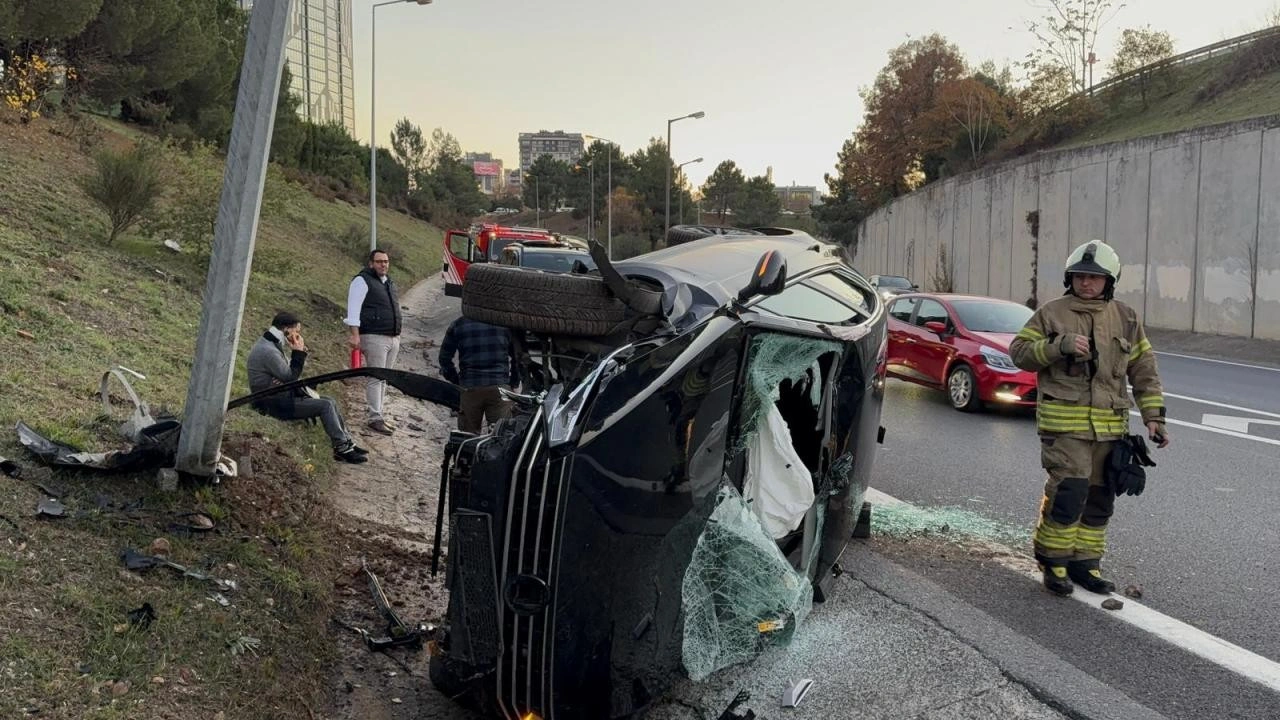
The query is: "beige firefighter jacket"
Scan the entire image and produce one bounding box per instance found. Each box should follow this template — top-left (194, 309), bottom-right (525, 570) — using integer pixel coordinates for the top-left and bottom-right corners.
top-left (1009, 294), bottom-right (1165, 439)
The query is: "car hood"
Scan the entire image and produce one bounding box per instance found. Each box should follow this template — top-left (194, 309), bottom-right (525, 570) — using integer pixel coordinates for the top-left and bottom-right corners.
top-left (971, 331), bottom-right (1016, 351)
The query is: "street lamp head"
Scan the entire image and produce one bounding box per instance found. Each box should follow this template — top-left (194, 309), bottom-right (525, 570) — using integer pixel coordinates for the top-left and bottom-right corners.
top-left (411, 0), bottom-right (432, 5)
top-left (689, 111), bottom-right (705, 119)
top-left (692, 157), bottom-right (703, 164)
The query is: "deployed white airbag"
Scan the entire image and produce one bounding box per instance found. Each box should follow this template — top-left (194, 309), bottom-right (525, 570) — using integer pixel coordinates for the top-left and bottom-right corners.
top-left (744, 404), bottom-right (815, 538)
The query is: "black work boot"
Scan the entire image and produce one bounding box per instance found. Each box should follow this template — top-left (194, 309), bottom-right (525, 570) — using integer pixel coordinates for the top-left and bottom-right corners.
top-left (1041, 563), bottom-right (1074, 596)
top-left (1068, 560), bottom-right (1116, 594)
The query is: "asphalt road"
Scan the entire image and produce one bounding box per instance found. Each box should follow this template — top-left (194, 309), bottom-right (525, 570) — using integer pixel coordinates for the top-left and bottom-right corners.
top-left (872, 350), bottom-right (1280, 718)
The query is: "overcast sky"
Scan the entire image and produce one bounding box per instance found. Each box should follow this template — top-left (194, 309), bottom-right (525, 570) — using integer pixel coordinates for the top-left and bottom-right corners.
top-left (350, 0), bottom-right (1276, 190)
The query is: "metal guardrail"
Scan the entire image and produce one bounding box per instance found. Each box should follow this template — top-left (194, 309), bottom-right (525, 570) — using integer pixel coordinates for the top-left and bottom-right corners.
top-left (1047, 25), bottom-right (1280, 112)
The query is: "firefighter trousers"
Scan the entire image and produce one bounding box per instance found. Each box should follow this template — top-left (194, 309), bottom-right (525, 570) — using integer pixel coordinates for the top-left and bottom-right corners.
top-left (1033, 436), bottom-right (1117, 564)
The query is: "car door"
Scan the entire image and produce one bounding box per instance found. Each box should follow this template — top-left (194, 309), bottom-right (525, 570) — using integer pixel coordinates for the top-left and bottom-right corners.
top-left (911, 298), bottom-right (955, 384)
top-left (443, 230), bottom-right (474, 297)
top-left (885, 297), bottom-right (919, 377)
top-left (745, 270), bottom-right (883, 582)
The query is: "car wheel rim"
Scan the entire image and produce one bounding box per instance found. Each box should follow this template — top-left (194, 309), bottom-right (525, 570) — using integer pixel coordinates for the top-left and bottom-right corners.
top-left (949, 371), bottom-right (971, 407)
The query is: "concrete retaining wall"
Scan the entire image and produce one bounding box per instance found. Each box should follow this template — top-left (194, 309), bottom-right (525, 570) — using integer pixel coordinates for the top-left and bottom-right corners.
top-left (853, 116), bottom-right (1280, 340)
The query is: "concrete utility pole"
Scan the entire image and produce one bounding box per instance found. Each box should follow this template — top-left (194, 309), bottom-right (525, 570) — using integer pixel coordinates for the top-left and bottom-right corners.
top-left (175, 0), bottom-right (294, 477)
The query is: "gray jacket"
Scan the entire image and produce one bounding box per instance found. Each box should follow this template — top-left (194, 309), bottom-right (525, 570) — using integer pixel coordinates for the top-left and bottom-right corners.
top-left (245, 331), bottom-right (306, 415)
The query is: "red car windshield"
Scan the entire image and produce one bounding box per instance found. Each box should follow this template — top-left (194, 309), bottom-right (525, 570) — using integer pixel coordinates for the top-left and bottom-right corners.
top-left (950, 300), bottom-right (1033, 333)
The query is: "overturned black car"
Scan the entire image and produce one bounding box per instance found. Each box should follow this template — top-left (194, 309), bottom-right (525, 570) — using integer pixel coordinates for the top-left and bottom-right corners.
top-left (431, 228), bottom-right (888, 719)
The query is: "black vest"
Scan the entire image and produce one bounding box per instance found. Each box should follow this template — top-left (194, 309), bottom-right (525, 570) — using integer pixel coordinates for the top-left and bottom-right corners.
top-left (356, 268), bottom-right (401, 336)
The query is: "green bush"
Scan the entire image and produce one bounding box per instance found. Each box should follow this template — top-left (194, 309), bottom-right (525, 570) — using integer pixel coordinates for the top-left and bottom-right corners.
top-left (77, 142), bottom-right (164, 244)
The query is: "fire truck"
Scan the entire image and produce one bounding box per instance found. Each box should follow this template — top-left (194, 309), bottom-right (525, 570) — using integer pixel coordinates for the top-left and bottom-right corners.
top-left (441, 224), bottom-right (559, 297)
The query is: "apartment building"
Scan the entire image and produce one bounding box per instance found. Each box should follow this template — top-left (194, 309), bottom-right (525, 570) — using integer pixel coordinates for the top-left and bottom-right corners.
top-left (518, 130), bottom-right (584, 175)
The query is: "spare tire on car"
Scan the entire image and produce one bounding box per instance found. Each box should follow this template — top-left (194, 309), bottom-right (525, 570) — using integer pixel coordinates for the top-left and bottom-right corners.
top-left (461, 263), bottom-right (628, 337)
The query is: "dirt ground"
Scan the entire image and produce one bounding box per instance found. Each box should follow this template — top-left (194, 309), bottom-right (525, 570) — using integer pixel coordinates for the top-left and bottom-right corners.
top-left (317, 275), bottom-right (476, 720)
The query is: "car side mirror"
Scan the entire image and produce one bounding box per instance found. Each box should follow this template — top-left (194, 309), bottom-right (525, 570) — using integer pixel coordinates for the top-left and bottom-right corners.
top-left (737, 251), bottom-right (787, 303)
top-left (924, 320), bottom-right (948, 335)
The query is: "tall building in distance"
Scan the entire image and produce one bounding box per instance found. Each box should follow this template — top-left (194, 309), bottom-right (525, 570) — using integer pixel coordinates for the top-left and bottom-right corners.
top-left (237, 0), bottom-right (356, 134)
top-left (519, 131), bottom-right (584, 175)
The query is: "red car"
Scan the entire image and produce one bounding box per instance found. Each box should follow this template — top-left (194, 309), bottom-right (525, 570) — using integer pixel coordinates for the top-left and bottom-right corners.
top-left (885, 293), bottom-right (1038, 411)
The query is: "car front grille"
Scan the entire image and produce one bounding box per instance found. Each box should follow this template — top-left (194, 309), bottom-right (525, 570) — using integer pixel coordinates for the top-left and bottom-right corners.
top-left (495, 408), bottom-right (569, 720)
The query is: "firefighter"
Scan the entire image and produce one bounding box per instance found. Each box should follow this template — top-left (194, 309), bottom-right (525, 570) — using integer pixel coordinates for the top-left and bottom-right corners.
top-left (1009, 240), bottom-right (1170, 596)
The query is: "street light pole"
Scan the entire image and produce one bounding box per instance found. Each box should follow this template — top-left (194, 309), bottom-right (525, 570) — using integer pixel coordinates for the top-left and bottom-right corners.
top-left (676, 156), bottom-right (703, 225)
top-left (664, 110), bottom-right (704, 238)
top-left (369, 0), bottom-right (432, 252)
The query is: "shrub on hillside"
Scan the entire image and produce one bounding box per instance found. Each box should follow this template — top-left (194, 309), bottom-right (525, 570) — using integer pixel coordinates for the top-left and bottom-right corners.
top-left (1198, 34), bottom-right (1280, 101)
top-left (1014, 96), bottom-right (1104, 154)
top-left (78, 142), bottom-right (163, 244)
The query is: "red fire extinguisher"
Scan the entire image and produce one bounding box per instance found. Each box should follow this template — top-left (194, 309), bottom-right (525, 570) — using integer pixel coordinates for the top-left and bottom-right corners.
top-left (350, 348), bottom-right (363, 369)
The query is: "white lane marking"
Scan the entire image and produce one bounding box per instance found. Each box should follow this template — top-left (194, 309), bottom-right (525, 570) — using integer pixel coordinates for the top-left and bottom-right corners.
top-left (1156, 351), bottom-right (1280, 373)
top-left (1202, 414), bottom-right (1280, 433)
top-left (863, 487), bottom-right (1280, 693)
top-left (1128, 410), bottom-right (1280, 447)
top-left (1162, 391), bottom-right (1280, 420)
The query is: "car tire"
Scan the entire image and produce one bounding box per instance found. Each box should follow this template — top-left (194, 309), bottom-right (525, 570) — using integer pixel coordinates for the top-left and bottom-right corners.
top-left (461, 263), bottom-right (628, 337)
top-left (946, 364), bottom-right (982, 412)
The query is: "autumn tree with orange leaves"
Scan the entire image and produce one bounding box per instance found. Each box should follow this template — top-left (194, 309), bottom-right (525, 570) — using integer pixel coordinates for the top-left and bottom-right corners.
top-left (828, 35), bottom-right (1019, 209)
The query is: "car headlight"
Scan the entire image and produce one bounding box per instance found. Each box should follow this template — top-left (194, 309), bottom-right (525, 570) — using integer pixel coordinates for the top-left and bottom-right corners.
top-left (979, 345), bottom-right (1019, 373)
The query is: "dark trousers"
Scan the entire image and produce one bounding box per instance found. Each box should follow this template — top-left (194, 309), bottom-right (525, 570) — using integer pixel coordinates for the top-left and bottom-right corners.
top-left (458, 385), bottom-right (512, 434)
top-left (282, 396), bottom-right (353, 449)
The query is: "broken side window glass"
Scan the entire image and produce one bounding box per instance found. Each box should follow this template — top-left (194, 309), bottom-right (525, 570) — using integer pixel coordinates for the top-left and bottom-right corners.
top-left (680, 484), bottom-right (814, 682)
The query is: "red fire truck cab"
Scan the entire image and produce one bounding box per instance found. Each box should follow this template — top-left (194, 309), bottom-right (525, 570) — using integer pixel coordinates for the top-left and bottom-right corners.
top-left (441, 224), bottom-right (559, 296)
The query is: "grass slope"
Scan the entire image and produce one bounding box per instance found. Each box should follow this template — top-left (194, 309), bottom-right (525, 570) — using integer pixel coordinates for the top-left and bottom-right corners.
top-left (0, 116), bottom-right (442, 719)
top-left (1054, 48), bottom-right (1280, 151)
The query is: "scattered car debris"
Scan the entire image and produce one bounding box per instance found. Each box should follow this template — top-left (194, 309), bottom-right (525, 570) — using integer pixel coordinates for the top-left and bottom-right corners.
top-left (782, 678), bottom-right (813, 707)
top-left (163, 239), bottom-right (182, 253)
top-left (1102, 598), bottom-right (1125, 611)
top-left (208, 593), bottom-right (231, 607)
top-left (228, 635), bottom-right (260, 657)
top-left (717, 690), bottom-right (756, 720)
top-left (127, 602), bottom-right (156, 630)
top-left (36, 497), bottom-right (66, 519)
top-left (0, 455), bottom-right (21, 477)
top-left (120, 547), bottom-right (238, 592)
top-left (15, 367), bottom-right (236, 480)
top-left (167, 512), bottom-right (215, 535)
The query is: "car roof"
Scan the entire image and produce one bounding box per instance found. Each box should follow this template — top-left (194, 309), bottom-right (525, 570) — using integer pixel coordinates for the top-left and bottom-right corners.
top-left (614, 230), bottom-right (849, 310)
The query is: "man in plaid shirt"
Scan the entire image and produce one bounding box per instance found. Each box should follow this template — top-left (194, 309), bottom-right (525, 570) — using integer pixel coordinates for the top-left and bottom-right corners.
top-left (438, 316), bottom-right (521, 433)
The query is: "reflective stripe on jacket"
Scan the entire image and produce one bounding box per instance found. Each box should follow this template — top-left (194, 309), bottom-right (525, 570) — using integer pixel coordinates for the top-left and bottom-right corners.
top-left (1009, 295), bottom-right (1165, 439)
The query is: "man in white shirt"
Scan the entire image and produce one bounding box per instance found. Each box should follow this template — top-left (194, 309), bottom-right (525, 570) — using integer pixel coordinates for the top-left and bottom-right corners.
top-left (345, 249), bottom-right (402, 435)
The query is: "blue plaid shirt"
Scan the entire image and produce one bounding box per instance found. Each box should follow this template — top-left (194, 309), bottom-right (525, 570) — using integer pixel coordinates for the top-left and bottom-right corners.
top-left (438, 316), bottom-right (519, 388)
